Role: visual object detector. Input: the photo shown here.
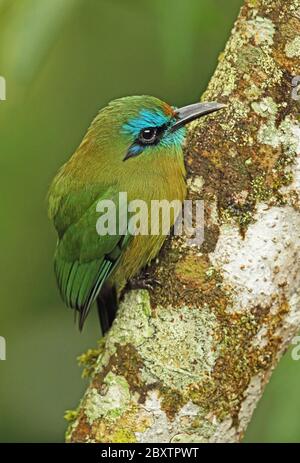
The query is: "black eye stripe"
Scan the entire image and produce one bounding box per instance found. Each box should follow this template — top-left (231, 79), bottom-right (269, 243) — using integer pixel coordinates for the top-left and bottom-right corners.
top-left (124, 123), bottom-right (170, 161)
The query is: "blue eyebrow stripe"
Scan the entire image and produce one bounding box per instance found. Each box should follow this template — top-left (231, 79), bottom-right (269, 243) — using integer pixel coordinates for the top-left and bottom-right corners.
top-left (122, 109), bottom-right (170, 137)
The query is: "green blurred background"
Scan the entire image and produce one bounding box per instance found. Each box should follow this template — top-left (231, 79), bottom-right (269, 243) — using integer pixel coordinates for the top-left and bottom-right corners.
top-left (0, 0), bottom-right (299, 443)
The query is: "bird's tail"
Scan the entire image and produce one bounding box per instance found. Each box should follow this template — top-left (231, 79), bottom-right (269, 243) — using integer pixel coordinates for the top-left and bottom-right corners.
top-left (96, 285), bottom-right (118, 335)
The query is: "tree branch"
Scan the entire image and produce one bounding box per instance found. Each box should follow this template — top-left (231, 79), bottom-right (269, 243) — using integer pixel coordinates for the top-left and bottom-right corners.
top-left (67, 0), bottom-right (300, 443)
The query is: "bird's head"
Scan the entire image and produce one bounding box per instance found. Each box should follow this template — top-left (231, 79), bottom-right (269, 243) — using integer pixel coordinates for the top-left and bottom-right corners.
top-left (89, 95), bottom-right (225, 163)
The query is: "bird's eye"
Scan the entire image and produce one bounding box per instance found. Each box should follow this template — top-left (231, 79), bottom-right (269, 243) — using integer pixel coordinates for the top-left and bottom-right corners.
top-left (138, 127), bottom-right (158, 145)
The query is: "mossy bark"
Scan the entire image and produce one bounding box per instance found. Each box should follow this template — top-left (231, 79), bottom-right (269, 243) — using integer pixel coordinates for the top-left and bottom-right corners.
top-left (67, 0), bottom-right (300, 443)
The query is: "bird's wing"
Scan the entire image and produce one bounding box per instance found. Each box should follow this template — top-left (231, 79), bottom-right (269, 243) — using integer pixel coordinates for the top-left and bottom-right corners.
top-left (52, 185), bottom-right (131, 330)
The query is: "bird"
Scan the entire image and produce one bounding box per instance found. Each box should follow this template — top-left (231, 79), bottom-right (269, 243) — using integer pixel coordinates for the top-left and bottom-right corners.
top-left (48, 95), bottom-right (225, 334)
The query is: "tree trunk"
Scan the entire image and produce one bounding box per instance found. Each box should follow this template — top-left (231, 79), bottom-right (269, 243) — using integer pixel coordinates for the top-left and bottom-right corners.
top-left (67, 0), bottom-right (300, 443)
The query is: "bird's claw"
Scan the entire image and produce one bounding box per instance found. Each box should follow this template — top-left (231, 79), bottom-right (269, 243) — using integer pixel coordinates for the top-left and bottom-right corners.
top-left (128, 275), bottom-right (161, 292)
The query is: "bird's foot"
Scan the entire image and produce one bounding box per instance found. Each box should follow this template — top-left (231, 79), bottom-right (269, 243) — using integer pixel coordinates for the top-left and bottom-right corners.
top-left (128, 273), bottom-right (161, 292)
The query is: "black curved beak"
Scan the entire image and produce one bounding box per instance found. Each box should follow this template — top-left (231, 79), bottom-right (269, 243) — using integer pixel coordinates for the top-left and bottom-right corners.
top-left (170, 101), bottom-right (226, 132)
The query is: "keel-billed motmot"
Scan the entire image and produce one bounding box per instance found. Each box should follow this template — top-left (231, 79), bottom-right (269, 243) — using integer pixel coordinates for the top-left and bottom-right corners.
top-left (48, 96), bottom-right (225, 333)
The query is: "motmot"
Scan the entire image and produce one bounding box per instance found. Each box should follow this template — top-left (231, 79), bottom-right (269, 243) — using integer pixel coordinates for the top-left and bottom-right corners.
top-left (48, 96), bottom-right (225, 333)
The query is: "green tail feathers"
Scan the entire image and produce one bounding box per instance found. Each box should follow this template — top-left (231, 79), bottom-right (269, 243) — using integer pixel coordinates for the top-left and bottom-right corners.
top-left (54, 256), bottom-right (112, 329)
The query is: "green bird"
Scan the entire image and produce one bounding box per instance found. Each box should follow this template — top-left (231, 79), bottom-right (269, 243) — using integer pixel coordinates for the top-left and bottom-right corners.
top-left (48, 95), bottom-right (224, 333)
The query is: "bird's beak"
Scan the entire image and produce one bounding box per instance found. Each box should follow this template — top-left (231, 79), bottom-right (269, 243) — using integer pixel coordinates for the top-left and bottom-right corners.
top-left (170, 101), bottom-right (226, 132)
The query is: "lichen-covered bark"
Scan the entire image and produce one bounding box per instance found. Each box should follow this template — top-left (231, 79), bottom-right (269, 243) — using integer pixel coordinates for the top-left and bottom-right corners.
top-left (67, 0), bottom-right (300, 443)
